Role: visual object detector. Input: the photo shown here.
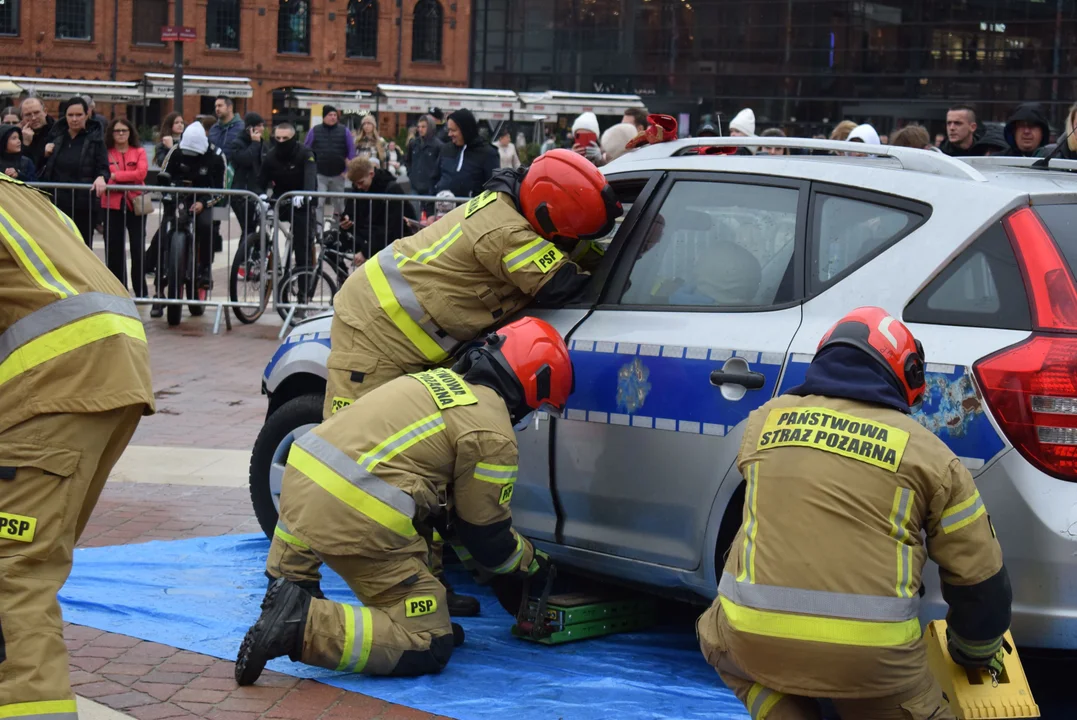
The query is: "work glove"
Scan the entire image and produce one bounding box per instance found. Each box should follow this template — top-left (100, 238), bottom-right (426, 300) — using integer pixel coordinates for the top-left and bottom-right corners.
top-left (488, 549), bottom-right (553, 616)
top-left (947, 628), bottom-right (1007, 678)
top-left (291, 195), bottom-right (305, 208)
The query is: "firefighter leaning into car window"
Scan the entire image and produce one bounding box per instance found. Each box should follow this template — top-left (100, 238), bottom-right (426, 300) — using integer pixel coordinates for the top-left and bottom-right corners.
top-left (158, 123), bottom-right (227, 293)
top-left (235, 318), bottom-right (569, 685)
top-left (263, 148), bottom-right (621, 617)
top-left (0, 173), bottom-right (155, 719)
top-left (697, 307), bottom-right (1011, 720)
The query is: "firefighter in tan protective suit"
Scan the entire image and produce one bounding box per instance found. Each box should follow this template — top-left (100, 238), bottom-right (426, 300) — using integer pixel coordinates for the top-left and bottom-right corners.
top-left (265, 149), bottom-right (619, 616)
top-left (236, 317), bottom-right (570, 684)
top-left (0, 175), bottom-right (154, 719)
top-left (697, 307), bottom-right (1012, 720)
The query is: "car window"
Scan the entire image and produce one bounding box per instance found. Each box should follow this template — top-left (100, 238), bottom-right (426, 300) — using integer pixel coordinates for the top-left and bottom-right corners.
top-left (812, 194), bottom-right (922, 289)
top-left (904, 222), bottom-right (1030, 331)
top-left (1036, 204), bottom-right (1077, 277)
top-left (619, 180), bottom-right (799, 308)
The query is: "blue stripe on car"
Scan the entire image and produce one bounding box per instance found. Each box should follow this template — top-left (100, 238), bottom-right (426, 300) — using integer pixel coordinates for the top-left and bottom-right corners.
top-left (263, 331), bottom-right (332, 381)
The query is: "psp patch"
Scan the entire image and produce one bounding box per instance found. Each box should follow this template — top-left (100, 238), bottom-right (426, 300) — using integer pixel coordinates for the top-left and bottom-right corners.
top-left (0, 511), bottom-right (36, 543)
top-left (758, 406), bottom-right (910, 472)
top-left (331, 396), bottom-right (353, 414)
top-left (404, 595), bottom-right (439, 618)
top-left (534, 246), bottom-right (563, 274)
top-left (499, 483), bottom-right (515, 505)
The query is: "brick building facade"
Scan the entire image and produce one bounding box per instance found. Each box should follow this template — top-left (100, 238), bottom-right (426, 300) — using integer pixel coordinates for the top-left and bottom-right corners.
top-left (0, 0), bottom-right (470, 135)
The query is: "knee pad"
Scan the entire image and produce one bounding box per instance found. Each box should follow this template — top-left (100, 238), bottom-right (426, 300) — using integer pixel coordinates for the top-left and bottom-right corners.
top-left (389, 632), bottom-right (455, 677)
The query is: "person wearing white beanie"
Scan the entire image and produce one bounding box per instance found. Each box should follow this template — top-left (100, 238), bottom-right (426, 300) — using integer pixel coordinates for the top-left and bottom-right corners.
top-left (179, 122), bottom-right (210, 155)
top-left (728, 108), bottom-right (756, 137)
top-left (847, 123), bottom-right (881, 146)
top-left (570, 111), bottom-right (604, 165)
top-left (600, 122), bottom-right (639, 163)
top-left (571, 111), bottom-right (600, 137)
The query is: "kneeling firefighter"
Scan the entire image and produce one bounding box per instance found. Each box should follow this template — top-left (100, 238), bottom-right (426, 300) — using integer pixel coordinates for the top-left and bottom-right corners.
top-left (236, 317), bottom-right (570, 684)
top-left (265, 148), bottom-right (620, 617)
top-left (697, 307), bottom-right (1011, 720)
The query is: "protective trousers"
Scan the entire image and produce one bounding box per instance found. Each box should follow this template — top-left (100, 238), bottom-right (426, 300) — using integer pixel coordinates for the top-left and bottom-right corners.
top-left (301, 549), bottom-right (454, 676)
top-left (0, 405), bottom-right (144, 719)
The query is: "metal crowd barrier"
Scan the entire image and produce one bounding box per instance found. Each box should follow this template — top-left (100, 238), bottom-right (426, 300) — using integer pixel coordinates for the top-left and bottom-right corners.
top-left (269, 190), bottom-right (467, 337)
top-left (31, 182), bottom-right (268, 334)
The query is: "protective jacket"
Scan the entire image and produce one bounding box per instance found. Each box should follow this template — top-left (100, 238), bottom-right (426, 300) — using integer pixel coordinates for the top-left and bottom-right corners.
top-left (278, 369), bottom-right (534, 576)
top-left (334, 187), bottom-right (588, 371)
top-left (0, 174), bottom-right (155, 435)
top-left (698, 384), bottom-right (1008, 698)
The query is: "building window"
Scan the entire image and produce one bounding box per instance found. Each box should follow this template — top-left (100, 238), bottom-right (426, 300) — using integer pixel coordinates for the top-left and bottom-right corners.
top-left (132, 0), bottom-right (168, 45)
top-left (0, 0), bottom-right (19, 36)
top-left (56, 0), bottom-right (93, 40)
top-left (412, 0), bottom-right (442, 63)
top-left (346, 0), bottom-right (378, 59)
top-left (278, 0), bottom-right (310, 54)
top-left (207, 0), bottom-right (240, 50)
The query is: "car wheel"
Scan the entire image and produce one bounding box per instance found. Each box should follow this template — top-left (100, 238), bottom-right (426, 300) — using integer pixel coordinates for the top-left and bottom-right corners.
top-left (714, 482), bottom-right (746, 586)
top-left (249, 393), bottom-right (324, 538)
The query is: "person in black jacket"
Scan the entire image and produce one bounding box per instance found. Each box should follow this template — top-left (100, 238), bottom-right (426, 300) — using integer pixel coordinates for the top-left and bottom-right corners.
top-left (340, 156), bottom-right (415, 257)
top-left (405, 114), bottom-right (443, 198)
top-left (17, 97), bottom-right (55, 172)
top-left (0, 124), bottom-right (37, 182)
top-left (1003, 103), bottom-right (1050, 157)
top-left (40, 96), bottom-right (110, 248)
top-left (260, 123), bottom-right (317, 296)
top-left (228, 112), bottom-right (268, 242)
top-left (434, 109), bottom-right (498, 198)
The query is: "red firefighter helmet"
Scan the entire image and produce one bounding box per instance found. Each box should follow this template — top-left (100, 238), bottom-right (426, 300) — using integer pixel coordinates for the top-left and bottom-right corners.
top-left (817, 307), bottom-right (926, 408)
top-left (486, 317), bottom-right (574, 415)
top-left (520, 149), bottom-right (622, 244)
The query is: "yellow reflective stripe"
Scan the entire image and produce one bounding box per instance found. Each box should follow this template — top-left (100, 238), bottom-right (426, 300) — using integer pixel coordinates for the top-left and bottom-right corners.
top-left (0, 313), bottom-right (146, 388)
top-left (0, 700), bottom-right (79, 720)
top-left (358, 412), bottom-right (444, 470)
top-left (719, 595), bottom-right (921, 648)
top-left (336, 604), bottom-right (356, 672)
top-left (274, 523), bottom-right (310, 550)
top-left (941, 491), bottom-right (986, 534)
top-left (737, 463), bottom-right (759, 584)
top-left (355, 606), bottom-right (374, 672)
top-left (491, 531), bottom-right (525, 574)
top-left (474, 462), bottom-right (518, 484)
top-left (746, 683), bottom-right (783, 720)
top-left (403, 223), bottom-right (463, 265)
top-left (888, 488), bottom-right (916, 599)
top-left (503, 237), bottom-right (553, 272)
top-left (288, 445), bottom-right (417, 537)
top-left (363, 256), bottom-right (448, 363)
top-left (0, 207), bottom-right (78, 299)
top-left (53, 206), bottom-right (83, 243)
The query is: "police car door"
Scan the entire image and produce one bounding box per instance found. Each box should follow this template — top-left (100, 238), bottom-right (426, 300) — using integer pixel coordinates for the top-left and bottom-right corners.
top-left (555, 172), bottom-right (808, 570)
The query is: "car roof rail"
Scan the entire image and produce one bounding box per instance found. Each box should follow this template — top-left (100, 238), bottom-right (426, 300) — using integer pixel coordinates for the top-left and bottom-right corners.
top-left (631, 137), bottom-right (988, 182)
top-left (960, 156), bottom-right (1077, 174)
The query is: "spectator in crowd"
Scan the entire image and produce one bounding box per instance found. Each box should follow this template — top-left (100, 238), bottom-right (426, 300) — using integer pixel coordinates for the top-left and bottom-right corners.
top-left (571, 111), bottom-right (604, 166)
top-left (0, 123), bottom-right (36, 181)
top-left (623, 108), bottom-right (648, 134)
top-left (1041, 102), bottom-right (1077, 160)
top-left (101, 117), bottom-right (148, 296)
top-left (18, 97), bottom-right (54, 171)
top-left (515, 130), bottom-right (527, 151)
top-left (228, 112), bottom-right (268, 241)
top-left (890, 124), bottom-right (932, 150)
top-left (195, 115), bottom-right (217, 133)
top-left (260, 122), bottom-right (317, 297)
top-left (539, 127), bottom-right (558, 155)
top-left (155, 113), bottom-right (185, 167)
top-left (760, 127), bottom-right (788, 155)
top-left (846, 123), bottom-right (881, 157)
top-left (40, 96), bottom-right (109, 247)
top-left (208, 96), bottom-right (244, 161)
top-left (940, 105), bottom-right (984, 157)
top-left (829, 120), bottom-right (857, 142)
top-left (972, 125), bottom-right (1011, 156)
top-left (497, 127), bottom-right (521, 169)
top-left (304, 105), bottom-right (355, 229)
top-left (600, 122), bottom-right (638, 163)
top-left (434, 108), bottom-right (498, 198)
top-left (340, 155), bottom-right (415, 256)
top-left (878, 133), bottom-right (889, 145)
top-left (385, 141), bottom-right (402, 176)
top-left (727, 108), bottom-right (756, 155)
top-left (82, 95), bottom-right (109, 136)
top-left (405, 114), bottom-right (443, 198)
top-left (1004, 103), bottom-right (1050, 157)
top-left (697, 114), bottom-right (720, 137)
top-left (1, 106), bottom-right (18, 124)
top-left (429, 107), bottom-right (449, 143)
top-left (355, 113), bottom-right (387, 166)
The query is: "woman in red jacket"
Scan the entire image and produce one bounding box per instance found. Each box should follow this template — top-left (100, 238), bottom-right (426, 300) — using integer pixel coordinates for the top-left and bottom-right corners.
top-left (102, 117), bottom-right (149, 295)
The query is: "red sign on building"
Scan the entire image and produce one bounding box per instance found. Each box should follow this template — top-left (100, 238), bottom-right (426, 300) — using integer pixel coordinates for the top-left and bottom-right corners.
top-left (161, 26), bottom-right (197, 42)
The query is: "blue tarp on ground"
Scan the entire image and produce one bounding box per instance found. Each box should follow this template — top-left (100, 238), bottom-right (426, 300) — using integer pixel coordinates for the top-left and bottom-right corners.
top-left (59, 533), bottom-right (747, 720)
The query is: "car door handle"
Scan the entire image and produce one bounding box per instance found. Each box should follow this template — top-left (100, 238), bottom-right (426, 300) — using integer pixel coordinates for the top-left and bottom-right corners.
top-left (710, 369), bottom-right (766, 390)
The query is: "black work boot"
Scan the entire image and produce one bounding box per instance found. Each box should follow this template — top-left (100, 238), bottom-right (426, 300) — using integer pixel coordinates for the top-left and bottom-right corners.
top-left (438, 574), bottom-right (480, 617)
top-left (235, 578), bottom-right (311, 686)
top-left (265, 571), bottom-right (325, 600)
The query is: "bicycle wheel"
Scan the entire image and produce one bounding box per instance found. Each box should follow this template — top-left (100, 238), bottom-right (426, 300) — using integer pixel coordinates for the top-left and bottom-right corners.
top-left (166, 231), bottom-right (187, 327)
top-left (229, 234), bottom-right (269, 324)
top-left (276, 266), bottom-right (337, 325)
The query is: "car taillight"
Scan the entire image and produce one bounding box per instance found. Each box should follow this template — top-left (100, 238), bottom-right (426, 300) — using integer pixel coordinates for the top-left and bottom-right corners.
top-left (974, 208), bottom-right (1077, 481)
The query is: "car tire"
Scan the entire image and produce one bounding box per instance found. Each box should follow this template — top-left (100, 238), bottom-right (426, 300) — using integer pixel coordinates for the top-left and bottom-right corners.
top-left (249, 393), bottom-right (324, 539)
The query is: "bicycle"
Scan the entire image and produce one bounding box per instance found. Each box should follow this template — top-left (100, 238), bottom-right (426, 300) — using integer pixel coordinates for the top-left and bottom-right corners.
top-left (229, 199), bottom-right (284, 325)
top-left (158, 181), bottom-right (210, 327)
top-left (274, 225), bottom-right (355, 325)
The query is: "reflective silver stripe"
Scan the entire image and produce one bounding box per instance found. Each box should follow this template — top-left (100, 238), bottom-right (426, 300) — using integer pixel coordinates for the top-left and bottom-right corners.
top-left (412, 223), bottom-right (462, 264)
top-left (359, 414), bottom-right (446, 470)
top-left (376, 248), bottom-right (457, 353)
top-left (0, 292), bottom-right (139, 367)
top-left (893, 487), bottom-right (913, 598)
top-left (749, 686), bottom-right (779, 720)
top-left (474, 465), bottom-right (517, 480)
top-left (941, 494), bottom-right (985, 532)
top-left (504, 239), bottom-right (555, 270)
top-left (719, 572), bottom-right (920, 622)
top-left (294, 433), bottom-right (417, 518)
top-left (0, 210), bottom-right (73, 298)
top-left (345, 604), bottom-right (365, 671)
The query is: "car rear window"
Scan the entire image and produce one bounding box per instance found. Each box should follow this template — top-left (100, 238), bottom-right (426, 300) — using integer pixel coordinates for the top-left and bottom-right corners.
top-left (904, 221), bottom-right (1031, 331)
top-left (1035, 204), bottom-right (1077, 276)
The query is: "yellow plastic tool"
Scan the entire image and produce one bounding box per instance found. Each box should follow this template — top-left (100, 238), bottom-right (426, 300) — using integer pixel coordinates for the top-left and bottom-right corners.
top-left (925, 620), bottom-right (1040, 719)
